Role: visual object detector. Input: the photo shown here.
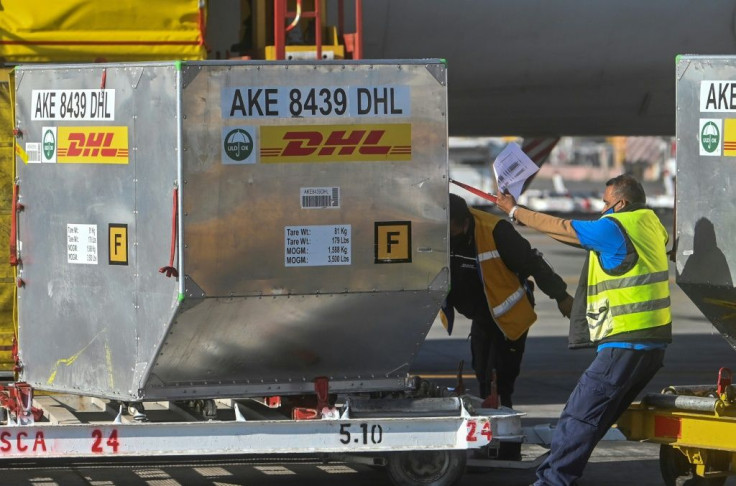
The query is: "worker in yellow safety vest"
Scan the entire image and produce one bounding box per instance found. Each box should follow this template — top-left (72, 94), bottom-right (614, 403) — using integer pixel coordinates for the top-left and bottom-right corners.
top-left (496, 174), bottom-right (671, 486)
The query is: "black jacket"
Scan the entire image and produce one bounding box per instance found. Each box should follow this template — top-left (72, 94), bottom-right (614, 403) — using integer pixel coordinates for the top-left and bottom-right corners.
top-left (448, 216), bottom-right (569, 327)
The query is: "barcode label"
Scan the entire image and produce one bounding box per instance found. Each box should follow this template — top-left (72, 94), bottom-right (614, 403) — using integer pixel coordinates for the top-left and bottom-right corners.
top-left (507, 161), bottom-right (521, 175)
top-left (502, 161), bottom-right (521, 179)
top-left (498, 161), bottom-right (523, 186)
top-left (300, 187), bottom-right (340, 209)
top-left (25, 143), bottom-right (41, 163)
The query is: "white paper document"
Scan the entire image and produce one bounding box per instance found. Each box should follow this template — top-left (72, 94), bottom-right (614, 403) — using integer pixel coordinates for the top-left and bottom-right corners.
top-left (492, 142), bottom-right (539, 200)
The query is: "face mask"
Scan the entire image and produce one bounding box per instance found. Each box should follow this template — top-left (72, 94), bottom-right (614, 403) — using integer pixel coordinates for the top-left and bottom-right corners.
top-left (601, 200), bottom-right (621, 216)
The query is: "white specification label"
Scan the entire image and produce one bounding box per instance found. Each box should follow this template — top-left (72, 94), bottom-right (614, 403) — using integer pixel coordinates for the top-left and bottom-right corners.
top-left (67, 224), bottom-right (98, 264)
top-left (32, 89), bottom-right (115, 121)
top-left (222, 86), bottom-right (410, 118)
top-left (285, 225), bottom-right (351, 267)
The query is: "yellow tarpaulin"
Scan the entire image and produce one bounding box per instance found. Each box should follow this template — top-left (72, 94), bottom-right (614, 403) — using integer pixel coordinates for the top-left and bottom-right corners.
top-left (0, 68), bottom-right (15, 374)
top-left (0, 0), bottom-right (206, 62)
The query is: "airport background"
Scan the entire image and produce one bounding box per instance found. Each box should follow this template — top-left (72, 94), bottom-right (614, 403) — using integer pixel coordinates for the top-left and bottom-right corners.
top-left (449, 136), bottom-right (676, 214)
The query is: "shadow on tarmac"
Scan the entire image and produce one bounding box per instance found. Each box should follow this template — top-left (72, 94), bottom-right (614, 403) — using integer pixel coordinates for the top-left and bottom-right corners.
top-left (413, 332), bottom-right (735, 407)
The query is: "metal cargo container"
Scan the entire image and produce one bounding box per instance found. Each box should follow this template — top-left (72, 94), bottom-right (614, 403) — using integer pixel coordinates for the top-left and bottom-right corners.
top-left (13, 60), bottom-right (449, 401)
top-left (674, 56), bottom-right (736, 352)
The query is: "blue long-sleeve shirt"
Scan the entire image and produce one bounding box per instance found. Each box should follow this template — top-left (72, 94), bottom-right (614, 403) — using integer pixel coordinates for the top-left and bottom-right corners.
top-left (570, 218), bottom-right (627, 270)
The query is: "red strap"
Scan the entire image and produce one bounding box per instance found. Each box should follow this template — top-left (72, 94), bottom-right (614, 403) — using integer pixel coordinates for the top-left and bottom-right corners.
top-left (450, 179), bottom-right (498, 204)
top-left (314, 376), bottom-right (329, 411)
top-left (10, 184), bottom-right (20, 266)
top-left (717, 367), bottom-right (732, 396)
top-left (159, 188), bottom-right (179, 278)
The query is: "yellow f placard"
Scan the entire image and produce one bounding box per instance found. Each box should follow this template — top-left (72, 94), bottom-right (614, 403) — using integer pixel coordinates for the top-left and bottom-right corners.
top-left (109, 224), bottom-right (128, 265)
top-left (375, 221), bottom-right (411, 263)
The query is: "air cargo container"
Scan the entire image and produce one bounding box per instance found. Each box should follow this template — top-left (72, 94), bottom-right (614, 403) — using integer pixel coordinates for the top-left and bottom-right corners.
top-left (0, 59), bottom-right (528, 486)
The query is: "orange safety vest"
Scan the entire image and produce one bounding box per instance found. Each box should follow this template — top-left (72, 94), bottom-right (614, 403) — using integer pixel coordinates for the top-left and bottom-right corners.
top-left (470, 208), bottom-right (537, 340)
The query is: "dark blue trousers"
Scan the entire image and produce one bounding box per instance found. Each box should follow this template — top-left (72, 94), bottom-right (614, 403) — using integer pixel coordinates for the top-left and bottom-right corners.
top-left (534, 347), bottom-right (665, 486)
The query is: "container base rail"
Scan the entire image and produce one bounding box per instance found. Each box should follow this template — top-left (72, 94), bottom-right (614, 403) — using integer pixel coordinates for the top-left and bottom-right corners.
top-left (617, 368), bottom-right (736, 486)
top-left (0, 384), bottom-right (543, 486)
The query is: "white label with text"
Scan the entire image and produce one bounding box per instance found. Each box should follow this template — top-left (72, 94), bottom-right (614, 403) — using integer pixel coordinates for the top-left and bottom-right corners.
top-left (285, 224), bottom-right (351, 266)
top-left (222, 86), bottom-right (410, 118)
top-left (67, 224), bottom-right (98, 264)
top-left (32, 89), bottom-right (115, 121)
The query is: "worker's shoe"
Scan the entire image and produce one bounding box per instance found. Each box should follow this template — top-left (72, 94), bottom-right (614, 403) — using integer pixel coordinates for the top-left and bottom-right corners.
top-left (500, 393), bottom-right (513, 408)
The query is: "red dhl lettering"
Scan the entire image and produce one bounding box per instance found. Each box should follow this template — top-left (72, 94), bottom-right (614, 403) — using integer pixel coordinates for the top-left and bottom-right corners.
top-left (60, 132), bottom-right (127, 158)
top-left (278, 129), bottom-right (392, 157)
top-left (0, 430), bottom-right (47, 453)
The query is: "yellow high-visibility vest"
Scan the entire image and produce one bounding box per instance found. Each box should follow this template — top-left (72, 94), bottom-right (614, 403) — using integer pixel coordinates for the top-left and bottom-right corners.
top-left (586, 210), bottom-right (671, 342)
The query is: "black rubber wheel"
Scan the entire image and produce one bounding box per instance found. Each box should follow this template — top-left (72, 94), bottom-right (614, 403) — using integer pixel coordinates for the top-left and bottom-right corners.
top-left (386, 450), bottom-right (467, 486)
top-left (659, 444), bottom-right (727, 486)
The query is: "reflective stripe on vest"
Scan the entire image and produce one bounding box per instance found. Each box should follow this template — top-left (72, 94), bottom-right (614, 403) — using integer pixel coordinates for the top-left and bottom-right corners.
top-left (586, 209), bottom-right (671, 342)
top-left (610, 296), bottom-right (671, 317)
top-left (588, 270), bottom-right (669, 295)
top-left (478, 250), bottom-right (500, 262)
top-left (492, 285), bottom-right (527, 318)
top-left (477, 247), bottom-right (527, 318)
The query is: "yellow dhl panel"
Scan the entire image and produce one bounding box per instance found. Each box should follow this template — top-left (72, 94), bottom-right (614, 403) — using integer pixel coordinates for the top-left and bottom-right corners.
top-left (0, 69), bottom-right (15, 373)
top-left (0, 0), bottom-right (206, 62)
top-left (260, 124), bottom-right (412, 163)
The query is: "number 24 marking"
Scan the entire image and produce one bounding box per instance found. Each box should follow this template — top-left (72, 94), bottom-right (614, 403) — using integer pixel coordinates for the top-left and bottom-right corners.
top-left (466, 420), bottom-right (492, 442)
top-left (91, 429), bottom-right (119, 453)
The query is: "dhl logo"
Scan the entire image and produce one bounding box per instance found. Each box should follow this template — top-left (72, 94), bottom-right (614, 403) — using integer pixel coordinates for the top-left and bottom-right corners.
top-left (57, 127), bottom-right (129, 164)
top-left (260, 124), bottom-right (411, 163)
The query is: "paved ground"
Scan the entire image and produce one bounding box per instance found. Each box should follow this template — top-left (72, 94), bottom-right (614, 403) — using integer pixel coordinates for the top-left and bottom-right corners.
top-left (0, 446), bottom-right (675, 486)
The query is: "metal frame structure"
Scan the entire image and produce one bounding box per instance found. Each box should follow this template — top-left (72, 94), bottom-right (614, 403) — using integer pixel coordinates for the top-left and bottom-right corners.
top-left (619, 397), bottom-right (736, 483)
top-left (273, 0), bottom-right (363, 60)
top-left (0, 393), bottom-right (521, 463)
